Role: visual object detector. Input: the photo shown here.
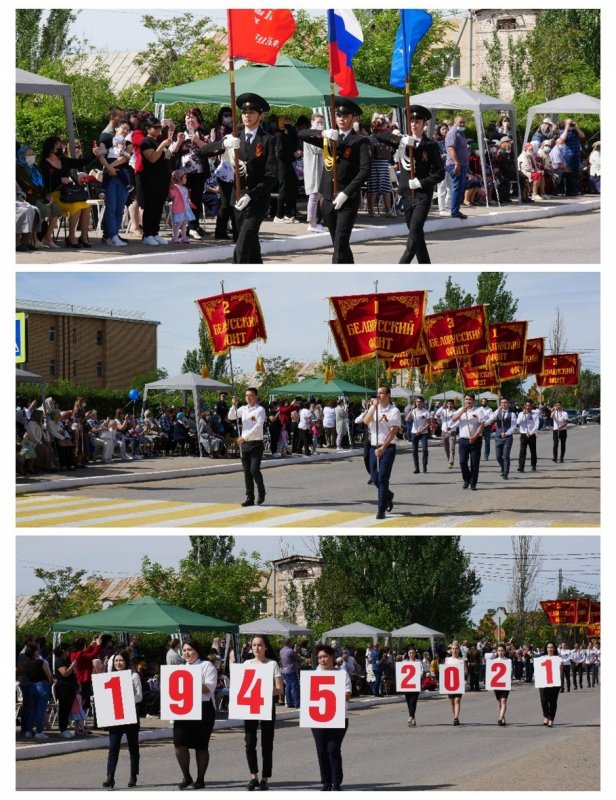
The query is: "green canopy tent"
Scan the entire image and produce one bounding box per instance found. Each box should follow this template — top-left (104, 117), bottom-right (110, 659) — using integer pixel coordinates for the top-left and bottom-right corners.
top-left (269, 376), bottom-right (375, 398)
top-left (154, 55), bottom-right (404, 117)
top-left (52, 595), bottom-right (239, 656)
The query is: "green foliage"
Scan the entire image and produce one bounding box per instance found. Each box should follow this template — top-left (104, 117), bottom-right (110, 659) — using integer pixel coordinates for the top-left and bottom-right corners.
top-left (479, 31), bottom-right (502, 97)
top-left (257, 357), bottom-right (301, 398)
top-left (282, 10), bottom-right (328, 69)
top-left (16, 9), bottom-right (78, 72)
top-left (132, 552), bottom-right (268, 625)
top-left (309, 536), bottom-right (481, 637)
top-left (135, 13), bottom-right (225, 87)
top-left (131, 368), bottom-right (169, 392)
top-left (475, 272), bottom-right (518, 323)
top-left (558, 584), bottom-right (599, 601)
top-left (188, 536), bottom-right (235, 567)
top-left (16, 378), bottom-right (131, 418)
top-left (432, 276), bottom-right (474, 313)
top-left (182, 320), bottom-right (230, 380)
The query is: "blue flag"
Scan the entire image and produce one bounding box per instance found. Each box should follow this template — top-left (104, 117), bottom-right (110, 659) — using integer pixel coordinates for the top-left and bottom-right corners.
top-left (390, 10), bottom-right (433, 88)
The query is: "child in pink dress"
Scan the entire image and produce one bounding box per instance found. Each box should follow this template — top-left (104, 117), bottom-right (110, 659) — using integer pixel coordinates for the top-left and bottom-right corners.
top-left (169, 169), bottom-right (196, 243)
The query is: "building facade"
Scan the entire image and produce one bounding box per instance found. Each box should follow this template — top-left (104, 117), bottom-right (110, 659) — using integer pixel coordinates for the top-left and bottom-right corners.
top-left (265, 555), bottom-right (324, 627)
top-left (16, 300), bottom-right (158, 390)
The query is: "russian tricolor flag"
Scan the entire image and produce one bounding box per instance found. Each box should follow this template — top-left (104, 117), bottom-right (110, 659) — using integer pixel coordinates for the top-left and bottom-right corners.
top-left (327, 9), bottom-right (363, 97)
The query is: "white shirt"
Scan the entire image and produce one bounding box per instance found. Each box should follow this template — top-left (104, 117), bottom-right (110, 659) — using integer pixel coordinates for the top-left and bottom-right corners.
top-left (407, 407), bottom-right (430, 435)
top-left (246, 657), bottom-right (282, 693)
top-left (196, 659), bottom-right (219, 703)
top-left (489, 407), bottom-right (517, 437)
top-left (570, 648), bottom-right (586, 665)
top-left (585, 647), bottom-right (598, 665)
top-left (452, 406), bottom-right (483, 439)
top-left (316, 665), bottom-right (352, 717)
top-left (323, 406), bottom-right (336, 428)
top-left (298, 407), bottom-right (315, 430)
top-left (228, 402), bottom-right (266, 441)
top-left (552, 410), bottom-right (569, 430)
top-left (356, 402), bottom-right (401, 447)
top-left (558, 647), bottom-right (572, 665)
top-left (517, 410), bottom-right (539, 435)
top-left (435, 406), bottom-right (459, 433)
top-left (477, 405), bottom-right (493, 424)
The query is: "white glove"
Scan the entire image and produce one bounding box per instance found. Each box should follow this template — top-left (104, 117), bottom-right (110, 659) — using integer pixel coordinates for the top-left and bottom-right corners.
top-left (401, 134), bottom-right (417, 147)
top-left (409, 178), bottom-right (422, 190)
top-left (324, 129), bottom-right (339, 141)
top-left (332, 191), bottom-right (348, 210)
top-left (223, 134), bottom-right (240, 150)
top-left (234, 194), bottom-right (251, 211)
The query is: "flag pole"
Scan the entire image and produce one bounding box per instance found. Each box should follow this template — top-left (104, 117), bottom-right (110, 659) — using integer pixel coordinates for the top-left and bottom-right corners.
top-left (221, 280), bottom-right (235, 393)
top-left (327, 12), bottom-right (340, 196)
top-left (401, 11), bottom-right (417, 195)
top-left (226, 11), bottom-right (243, 203)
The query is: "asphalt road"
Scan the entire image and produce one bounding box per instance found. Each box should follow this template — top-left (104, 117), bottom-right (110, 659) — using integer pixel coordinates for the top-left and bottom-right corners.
top-left (15, 681), bottom-right (599, 791)
top-left (265, 211), bottom-right (600, 264)
top-left (17, 425), bottom-right (599, 527)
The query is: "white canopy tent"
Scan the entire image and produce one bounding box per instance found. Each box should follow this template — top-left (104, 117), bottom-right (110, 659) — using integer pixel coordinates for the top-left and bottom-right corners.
top-left (428, 390), bottom-right (463, 409)
top-left (390, 622), bottom-right (446, 655)
top-left (523, 92), bottom-right (600, 144)
top-left (16, 68), bottom-right (76, 155)
top-left (411, 85), bottom-right (522, 204)
top-left (320, 622), bottom-right (391, 642)
top-left (477, 390), bottom-right (499, 402)
top-left (239, 616), bottom-right (314, 638)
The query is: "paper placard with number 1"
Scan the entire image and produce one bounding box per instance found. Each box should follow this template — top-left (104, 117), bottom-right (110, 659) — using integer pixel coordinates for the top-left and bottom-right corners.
top-left (92, 670), bottom-right (137, 727)
top-left (160, 664), bottom-right (203, 720)
top-left (228, 661), bottom-right (275, 721)
top-left (534, 655), bottom-right (562, 689)
top-left (299, 670), bottom-right (346, 729)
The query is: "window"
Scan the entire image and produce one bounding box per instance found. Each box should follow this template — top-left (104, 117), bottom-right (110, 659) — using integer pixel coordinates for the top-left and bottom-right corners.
top-left (446, 53), bottom-right (461, 80)
top-left (48, 326), bottom-right (56, 342)
top-left (49, 360), bottom-right (56, 377)
top-left (496, 17), bottom-right (517, 30)
top-left (259, 597), bottom-right (268, 614)
top-left (96, 330), bottom-right (104, 345)
top-left (293, 569), bottom-right (309, 579)
top-left (72, 360), bottom-right (78, 378)
top-left (72, 328), bottom-right (77, 344)
top-left (96, 361), bottom-right (104, 377)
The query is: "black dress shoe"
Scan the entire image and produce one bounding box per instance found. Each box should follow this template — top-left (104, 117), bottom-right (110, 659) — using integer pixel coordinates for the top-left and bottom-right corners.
top-left (471, 486), bottom-right (477, 491)
top-left (178, 776), bottom-right (193, 790)
top-left (386, 493), bottom-right (394, 513)
top-left (78, 236), bottom-right (92, 248)
top-left (248, 778), bottom-right (259, 791)
top-left (413, 468), bottom-right (420, 474)
top-left (259, 780), bottom-right (269, 791)
top-left (367, 478), bottom-right (373, 485)
top-left (452, 211), bottom-right (468, 219)
top-left (193, 780), bottom-right (205, 790)
top-left (128, 775), bottom-right (138, 788)
top-left (66, 238), bottom-right (80, 248)
top-left (559, 458), bottom-right (564, 463)
top-left (517, 467), bottom-right (524, 472)
top-left (376, 511), bottom-right (386, 520)
top-left (102, 776), bottom-right (115, 789)
top-left (256, 495), bottom-right (266, 505)
top-left (531, 466), bottom-right (536, 471)
top-left (423, 467), bottom-right (427, 473)
top-left (462, 481), bottom-right (469, 489)
top-left (241, 499), bottom-right (255, 507)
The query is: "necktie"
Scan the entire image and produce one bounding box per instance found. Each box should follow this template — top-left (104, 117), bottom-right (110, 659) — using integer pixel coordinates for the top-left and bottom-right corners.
top-left (245, 133), bottom-right (253, 146)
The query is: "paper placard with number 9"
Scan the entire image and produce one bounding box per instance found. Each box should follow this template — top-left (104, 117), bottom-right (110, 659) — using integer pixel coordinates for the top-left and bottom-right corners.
top-left (485, 657), bottom-right (512, 691)
top-left (396, 660), bottom-right (422, 692)
top-left (92, 670), bottom-right (137, 727)
top-left (228, 661), bottom-right (274, 721)
top-left (438, 661), bottom-right (465, 695)
top-left (299, 670), bottom-right (346, 729)
top-left (160, 664), bottom-right (203, 720)
top-left (534, 655), bottom-right (562, 689)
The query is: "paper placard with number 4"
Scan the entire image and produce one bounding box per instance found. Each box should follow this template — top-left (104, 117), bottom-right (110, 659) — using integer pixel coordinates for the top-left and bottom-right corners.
top-left (228, 661), bottom-right (275, 721)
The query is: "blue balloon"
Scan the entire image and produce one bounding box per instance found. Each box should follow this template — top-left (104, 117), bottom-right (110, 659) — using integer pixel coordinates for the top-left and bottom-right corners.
top-left (128, 389), bottom-right (140, 401)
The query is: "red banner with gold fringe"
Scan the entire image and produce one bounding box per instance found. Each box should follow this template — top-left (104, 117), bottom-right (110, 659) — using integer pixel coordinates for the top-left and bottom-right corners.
top-left (423, 304), bottom-right (489, 367)
top-left (536, 353), bottom-right (580, 387)
top-left (524, 337), bottom-right (544, 375)
top-left (196, 288), bottom-right (267, 356)
top-left (469, 321), bottom-right (527, 368)
top-left (460, 365), bottom-right (500, 391)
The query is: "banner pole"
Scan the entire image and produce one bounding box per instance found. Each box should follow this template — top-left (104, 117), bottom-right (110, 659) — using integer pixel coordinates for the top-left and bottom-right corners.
top-left (227, 11), bottom-right (243, 203)
top-left (221, 280), bottom-right (235, 392)
top-left (329, 78), bottom-right (339, 196)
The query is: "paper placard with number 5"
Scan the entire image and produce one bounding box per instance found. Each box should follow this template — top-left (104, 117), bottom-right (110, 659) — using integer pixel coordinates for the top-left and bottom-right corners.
top-left (395, 660), bottom-right (422, 692)
top-left (534, 655), bottom-right (562, 689)
top-left (92, 670), bottom-right (137, 727)
top-left (299, 670), bottom-right (346, 729)
top-left (438, 661), bottom-right (466, 695)
top-left (485, 657), bottom-right (512, 691)
top-left (160, 664), bottom-right (203, 720)
top-left (228, 661), bottom-right (275, 721)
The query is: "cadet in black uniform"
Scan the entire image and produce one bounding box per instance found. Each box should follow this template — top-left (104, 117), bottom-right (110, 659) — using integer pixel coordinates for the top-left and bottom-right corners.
top-left (377, 105), bottom-right (444, 264)
top-left (298, 99), bottom-right (371, 263)
top-left (201, 93), bottom-right (277, 263)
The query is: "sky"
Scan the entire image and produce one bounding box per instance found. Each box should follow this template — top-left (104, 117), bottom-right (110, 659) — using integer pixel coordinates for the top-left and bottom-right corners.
top-left (15, 271), bottom-right (601, 379)
top-left (15, 534), bottom-right (600, 625)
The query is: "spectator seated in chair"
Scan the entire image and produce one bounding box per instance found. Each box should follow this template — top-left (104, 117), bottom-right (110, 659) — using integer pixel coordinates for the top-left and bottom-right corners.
top-left (16, 145), bottom-right (61, 249)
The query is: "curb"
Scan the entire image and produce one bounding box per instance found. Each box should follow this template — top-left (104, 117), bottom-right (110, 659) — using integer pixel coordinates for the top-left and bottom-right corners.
top-left (75, 199), bottom-right (599, 265)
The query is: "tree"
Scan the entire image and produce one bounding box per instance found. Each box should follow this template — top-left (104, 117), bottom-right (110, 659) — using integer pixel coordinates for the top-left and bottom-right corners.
top-left (432, 276), bottom-right (473, 314)
top-left (256, 357), bottom-right (300, 398)
top-left (188, 536), bottom-right (235, 567)
top-left (182, 320), bottom-right (229, 379)
top-left (181, 349), bottom-right (201, 375)
top-left (16, 9), bottom-right (78, 72)
top-left (26, 566), bottom-right (102, 629)
top-left (475, 272), bottom-right (518, 323)
top-left (134, 14), bottom-right (225, 88)
top-left (282, 10), bottom-right (328, 68)
top-left (508, 536), bottom-right (542, 640)
top-left (479, 31), bottom-right (502, 97)
top-left (549, 307), bottom-right (568, 355)
top-left (310, 536), bottom-right (481, 636)
top-left (558, 584), bottom-right (599, 601)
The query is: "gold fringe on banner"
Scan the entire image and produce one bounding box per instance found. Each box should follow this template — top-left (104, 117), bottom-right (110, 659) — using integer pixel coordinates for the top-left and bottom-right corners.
top-left (200, 364), bottom-right (210, 379)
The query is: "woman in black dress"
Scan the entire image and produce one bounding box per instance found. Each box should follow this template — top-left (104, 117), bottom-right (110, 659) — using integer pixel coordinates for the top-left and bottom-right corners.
top-left (491, 644), bottom-right (510, 726)
top-left (401, 645), bottom-right (422, 727)
top-left (173, 639), bottom-right (218, 790)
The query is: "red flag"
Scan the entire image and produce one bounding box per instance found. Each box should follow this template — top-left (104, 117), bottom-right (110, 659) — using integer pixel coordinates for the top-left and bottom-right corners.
top-left (536, 353), bottom-right (579, 387)
top-left (196, 288), bottom-right (267, 356)
top-left (460, 365), bottom-right (500, 392)
top-left (524, 337), bottom-right (544, 375)
top-left (423, 305), bottom-right (490, 368)
top-left (228, 9), bottom-right (296, 65)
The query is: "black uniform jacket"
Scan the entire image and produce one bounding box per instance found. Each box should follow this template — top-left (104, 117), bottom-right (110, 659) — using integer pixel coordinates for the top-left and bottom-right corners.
top-left (298, 128), bottom-right (371, 201)
top-left (376, 132), bottom-right (444, 196)
top-left (201, 125), bottom-right (277, 202)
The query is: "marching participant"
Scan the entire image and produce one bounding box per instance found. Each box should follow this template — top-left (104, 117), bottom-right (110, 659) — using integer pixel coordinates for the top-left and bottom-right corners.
top-left (435, 398), bottom-right (459, 468)
top-left (355, 386), bottom-right (401, 519)
top-left (201, 93), bottom-right (277, 263)
top-left (405, 396), bottom-right (431, 474)
top-left (228, 388), bottom-right (267, 507)
top-left (376, 104), bottom-right (444, 263)
top-left (490, 644), bottom-right (511, 727)
top-left (451, 394), bottom-right (484, 490)
top-left (551, 402), bottom-right (569, 463)
top-left (488, 397), bottom-right (517, 480)
top-left (517, 399), bottom-right (539, 473)
top-left (298, 98), bottom-right (371, 263)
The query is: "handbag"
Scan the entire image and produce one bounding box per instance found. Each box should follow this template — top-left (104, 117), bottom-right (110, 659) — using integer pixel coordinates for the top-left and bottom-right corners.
top-left (60, 183), bottom-right (88, 203)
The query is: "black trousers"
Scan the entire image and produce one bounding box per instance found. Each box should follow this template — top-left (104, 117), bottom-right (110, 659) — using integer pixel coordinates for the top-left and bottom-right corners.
top-left (323, 194), bottom-right (361, 264)
top-left (55, 682), bottom-right (77, 732)
top-left (107, 722), bottom-right (140, 778)
top-left (412, 432), bottom-right (429, 470)
top-left (311, 720), bottom-right (348, 788)
top-left (399, 193), bottom-right (432, 263)
top-left (404, 692), bottom-right (419, 717)
top-left (244, 706), bottom-right (276, 778)
top-left (573, 662), bottom-right (584, 688)
top-left (518, 433), bottom-right (537, 470)
top-left (233, 203), bottom-right (269, 263)
top-left (539, 687), bottom-right (560, 721)
top-left (140, 172), bottom-right (169, 238)
top-left (276, 165), bottom-right (298, 218)
top-left (241, 440), bottom-right (265, 500)
top-left (459, 437), bottom-right (481, 487)
top-left (299, 428), bottom-right (311, 456)
top-left (561, 664), bottom-right (571, 691)
top-left (186, 172), bottom-right (207, 229)
top-left (269, 421), bottom-right (281, 455)
top-left (553, 429), bottom-right (567, 460)
top-left (215, 180), bottom-right (238, 239)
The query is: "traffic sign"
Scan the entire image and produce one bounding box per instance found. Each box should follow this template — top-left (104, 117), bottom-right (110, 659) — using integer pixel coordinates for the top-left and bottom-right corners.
top-left (492, 608), bottom-right (508, 626)
top-left (16, 313), bottom-right (26, 363)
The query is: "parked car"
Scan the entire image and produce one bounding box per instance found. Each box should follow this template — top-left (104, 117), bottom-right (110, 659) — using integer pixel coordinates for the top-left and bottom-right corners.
top-left (586, 407), bottom-right (601, 424)
top-left (565, 409), bottom-right (581, 425)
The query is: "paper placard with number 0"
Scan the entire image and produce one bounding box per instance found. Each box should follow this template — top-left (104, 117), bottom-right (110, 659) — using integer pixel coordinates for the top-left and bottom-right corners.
top-left (395, 660), bottom-right (423, 692)
top-left (228, 661), bottom-right (275, 721)
top-left (485, 657), bottom-right (512, 691)
top-left (92, 670), bottom-right (137, 727)
top-left (438, 661), bottom-right (466, 695)
top-left (299, 670), bottom-right (346, 729)
top-left (160, 664), bottom-right (203, 720)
